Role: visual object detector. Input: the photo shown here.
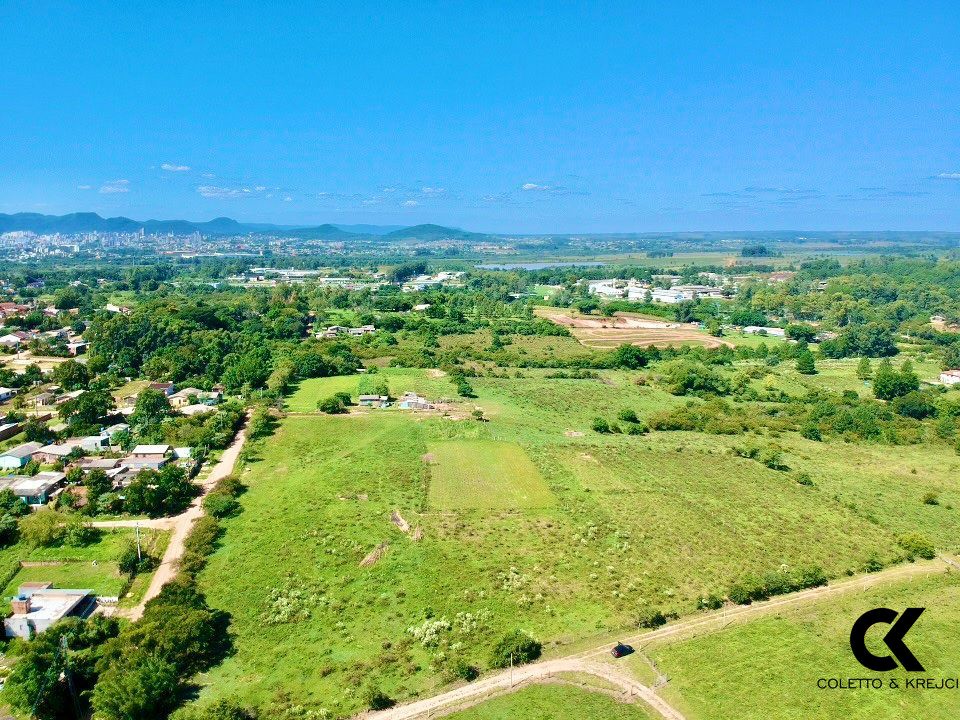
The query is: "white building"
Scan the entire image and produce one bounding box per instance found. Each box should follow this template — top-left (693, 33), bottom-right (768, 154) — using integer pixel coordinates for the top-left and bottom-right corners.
top-left (940, 370), bottom-right (960, 386)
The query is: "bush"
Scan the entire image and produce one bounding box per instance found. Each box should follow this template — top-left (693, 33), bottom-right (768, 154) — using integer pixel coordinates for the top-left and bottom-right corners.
top-left (449, 658), bottom-right (480, 681)
top-left (203, 492), bottom-right (240, 519)
top-left (794, 472), bottom-right (815, 487)
top-left (922, 491), bottom-right (940, 506)
top-left (636, 608), bottom-right (669, 629)
top-left (898, 533), bottom-right (936, 560)
top-left (591, 417), bottom-right (610, 433)
top-left (118, 541), bottom-right (157, 575)
top-left (617, 408), bottom-right (639, 423)
top-left (489, 630), bottom-right (542, 668)
top-left (728, 565), bottom-right (826, 605)
top-left (318, 395), bottom-right (348, 414)
top-left (364, 687), bottom-right (395, 711)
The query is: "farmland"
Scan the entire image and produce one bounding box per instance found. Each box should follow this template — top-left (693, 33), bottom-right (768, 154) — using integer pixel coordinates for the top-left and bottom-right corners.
top-left (192, 365), bottom-right (960, 716)
top-left (536, 308), bottom-right (731, 350)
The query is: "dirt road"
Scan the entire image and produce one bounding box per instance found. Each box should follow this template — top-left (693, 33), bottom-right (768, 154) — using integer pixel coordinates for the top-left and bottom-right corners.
top-left (122, 419), bottom-right (249, 620)
top-left (364, 558), bottom-right (949, 720)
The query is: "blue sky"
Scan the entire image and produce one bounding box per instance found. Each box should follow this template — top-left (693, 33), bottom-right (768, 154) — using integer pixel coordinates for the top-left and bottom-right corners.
top-left (2, 2), bottom-right (959, 232)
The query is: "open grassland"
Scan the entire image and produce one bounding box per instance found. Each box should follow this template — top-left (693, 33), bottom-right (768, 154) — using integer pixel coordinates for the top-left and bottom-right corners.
top-left (641, 570), bottom-right (960, 720)
top-left (427, 440), bottom-right (554, 510)
top-left (446, 683), bottom-right (657, 720)
top-left (194, 368), bottom-right (960, 716)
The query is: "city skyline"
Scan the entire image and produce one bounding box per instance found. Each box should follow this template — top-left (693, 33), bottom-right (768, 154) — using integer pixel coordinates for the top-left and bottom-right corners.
top-left (2, 2), bottom-right (960, 232)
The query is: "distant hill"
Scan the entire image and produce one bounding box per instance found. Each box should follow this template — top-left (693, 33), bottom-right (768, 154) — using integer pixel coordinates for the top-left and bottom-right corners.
top-left (333, 223), bottom-right (404, 235)
top-left (0, 212), bottom-right (281, 236)
top-left (384, 224), bottom-right (485, 241)
top-left (0, 213), bottom-right (492, 242)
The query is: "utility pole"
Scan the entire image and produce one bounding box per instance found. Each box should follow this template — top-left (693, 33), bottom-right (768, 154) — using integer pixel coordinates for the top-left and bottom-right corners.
top-left (135, 522), bottom-right (142, 561)
top-left (510, 652), bottom-right (513, 687)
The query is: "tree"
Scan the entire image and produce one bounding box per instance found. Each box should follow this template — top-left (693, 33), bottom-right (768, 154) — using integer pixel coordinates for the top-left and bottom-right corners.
top-left (23, 418), bottom-right (54, 444)
top-left (489, 630), bottom-right (542, 668)
top-left (91, 652), bottom-right (180, 720)
top-left (84, 468), bottom-right (114, 508)
top-left (785, 323), bottom-right (817, 343)
top-left (318, 395), bottom-right (348, 414)
top-left (52, 358), bottom-right (90, 390)
top-left (873, 359), bottom-right (920, 401)
top-left (131, 388), bottom-right (172, 430)
top-left (59, 389), bottom-right (115, 427)
top-left (795, 350), bottom-right (817, 375)
top-left (175, 700), bottom-right (259, 720)
top-left (856, 357), bottom-right (872, 380)
top-left (125, 465), bottom-right (197, 518)
top-left (4, 616), bottom-right (119, 720)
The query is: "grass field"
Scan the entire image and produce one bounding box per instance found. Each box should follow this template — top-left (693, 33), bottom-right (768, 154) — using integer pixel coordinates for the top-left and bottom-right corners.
top-left (446, 684), bottom-right (656, 720)
top-left (641, 570), bottom-right (960, 720)
top-left (427, 440), bottom-right (554, 510)
top-left (285, 368), bottom-right (455, 413)
top-left (190, 366), bottom-right (960, 716)
top-left (0, 527), bottom-right (168, 600)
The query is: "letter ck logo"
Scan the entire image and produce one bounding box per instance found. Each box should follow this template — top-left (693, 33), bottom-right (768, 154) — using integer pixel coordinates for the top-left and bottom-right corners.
top-left (849, 607), bottom-right (925, 672)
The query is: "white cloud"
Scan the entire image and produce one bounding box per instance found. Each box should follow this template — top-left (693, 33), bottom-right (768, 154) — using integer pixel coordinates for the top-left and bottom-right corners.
top-left (196, 185), bottom-right (254, 199)
top-left (99, 179), bottom-right (130, 194)
top-left (421, 186), bottom-right (445, 195)
top-left (381, 187), bottom-right (397, 193)
top-left (161, 163), bottom-right (191, 172)
top-left (201, 172), bottom-right (216, 179)
top-left (283, 196), bottom-right (293, 202)
top-left (521, 182), bottom-right (550, 191)
top-left (401, 199), bottom-right (419, 207)
top-left (935, 172), bottom-right (960, 180)
top-left (77, 185), bottom-right (91, 191)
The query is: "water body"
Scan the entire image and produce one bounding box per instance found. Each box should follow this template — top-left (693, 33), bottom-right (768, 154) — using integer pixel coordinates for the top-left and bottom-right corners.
top-left (476, 261), bottom-right (607, 270)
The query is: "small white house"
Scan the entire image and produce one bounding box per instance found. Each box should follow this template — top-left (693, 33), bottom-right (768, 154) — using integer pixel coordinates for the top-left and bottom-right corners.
top-left (0, 388), bottom-right (14, 402)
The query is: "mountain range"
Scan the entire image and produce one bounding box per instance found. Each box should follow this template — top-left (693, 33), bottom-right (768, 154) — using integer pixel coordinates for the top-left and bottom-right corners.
top-left (0, 212), bottom-right (480, 241)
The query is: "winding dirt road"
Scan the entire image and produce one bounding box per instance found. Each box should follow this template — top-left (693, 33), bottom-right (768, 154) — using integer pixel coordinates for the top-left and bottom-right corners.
top-left (364, 558), bottom-right (950, 720)
top-left (112, 419), bottom-right (249, 620)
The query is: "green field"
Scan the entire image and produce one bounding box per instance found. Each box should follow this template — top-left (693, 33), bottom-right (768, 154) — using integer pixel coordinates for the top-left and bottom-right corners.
top-left (446, 684), bottom-right (657, 720)
top-left (285, 367), bottom-right (455, 412)
top-left (0, 528), bottom-right (168, 601)
top-left (642, 570), bottom-right (960, 720)
top-left (427, 440), bottom-right (554, 510)
top-left (191, 366), bottom-right (960, 716)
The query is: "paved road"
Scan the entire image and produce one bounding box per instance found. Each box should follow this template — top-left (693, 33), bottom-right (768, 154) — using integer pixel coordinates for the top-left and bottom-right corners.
top-left (121, 418), bottom-right (249, 620)
top-left (364, 558), bottom-right (949, 720)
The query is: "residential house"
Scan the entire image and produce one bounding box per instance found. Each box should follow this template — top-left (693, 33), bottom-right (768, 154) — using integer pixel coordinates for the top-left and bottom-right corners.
top-left (180, 404), bottom-right (215, 417)
top-left (0, 387), bottom-right (15, 402)
top-left (358, 394), bottom-right (389, 408)
top-left (0, 472), bottom-right (67, 505)
top-left (4, 585), bottom-right (96, 639)
top-left (169, 387), bottom-right (204, 408)
top-left (32, 392), bottom-right (56, 407)
top-left (398, 392), bottom-right (434, 410)
top-left (103, 423), bottom-right (129, 440)
top-left (121, 444), bottom-right (172, 471)
top-left (34, 443), bottom-right (76, 464)
top-left (148, 382), bottom-right (175, 396)
top-left (66, 342), bottom-right (88, 356)
top-left (0, 442), bottom-right (42, 470)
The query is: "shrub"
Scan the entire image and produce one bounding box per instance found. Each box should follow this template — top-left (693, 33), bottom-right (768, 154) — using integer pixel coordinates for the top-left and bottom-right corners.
top-left (922, 491), bottom-right (940, 506)
top-left (317, 395), bottom-right (348, 414)
top-left (696, 594), bottom-right (724, 610)
top-left (364, 687), bottom-right (395, 711)
top-left (489, 630), bottom-right (542, 668)
top-left (898, 533), bottom-right (936, 560)
top-left (636, 608), bottom-right (669, 629)
top-left (449, 658), bottom-right (480, 681)
top-left (794, 472), bottom-right (814, 486)
top-left (591, 417), bottom-right (610, 433)
top-left (728, 565), bottom-right (826, 605)
top-left (203, 492), bottom-right (241, 519)
top-left (617, 408), bottom-right (639, 423)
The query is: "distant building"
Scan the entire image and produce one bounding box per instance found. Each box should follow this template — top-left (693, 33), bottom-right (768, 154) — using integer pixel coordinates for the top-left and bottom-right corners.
top-left (0, 472), bottom-right (67, 505)
top-left (0, 387), bottom-right (15, 402)
top-left (742, 325), bottom-right (787, 338)
top-left (398, 392), bottom-right (434, 410)
top-left (358, 394), bottom-right (389, 408)
top-left (940, 370), bottom-right (960, 386)
top-left (4, 584), bottom-right (96, 639)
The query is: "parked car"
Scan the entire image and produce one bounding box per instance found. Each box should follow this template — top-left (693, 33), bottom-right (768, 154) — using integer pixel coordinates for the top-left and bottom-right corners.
top-left (611, 642), bottom-right (634, 658)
